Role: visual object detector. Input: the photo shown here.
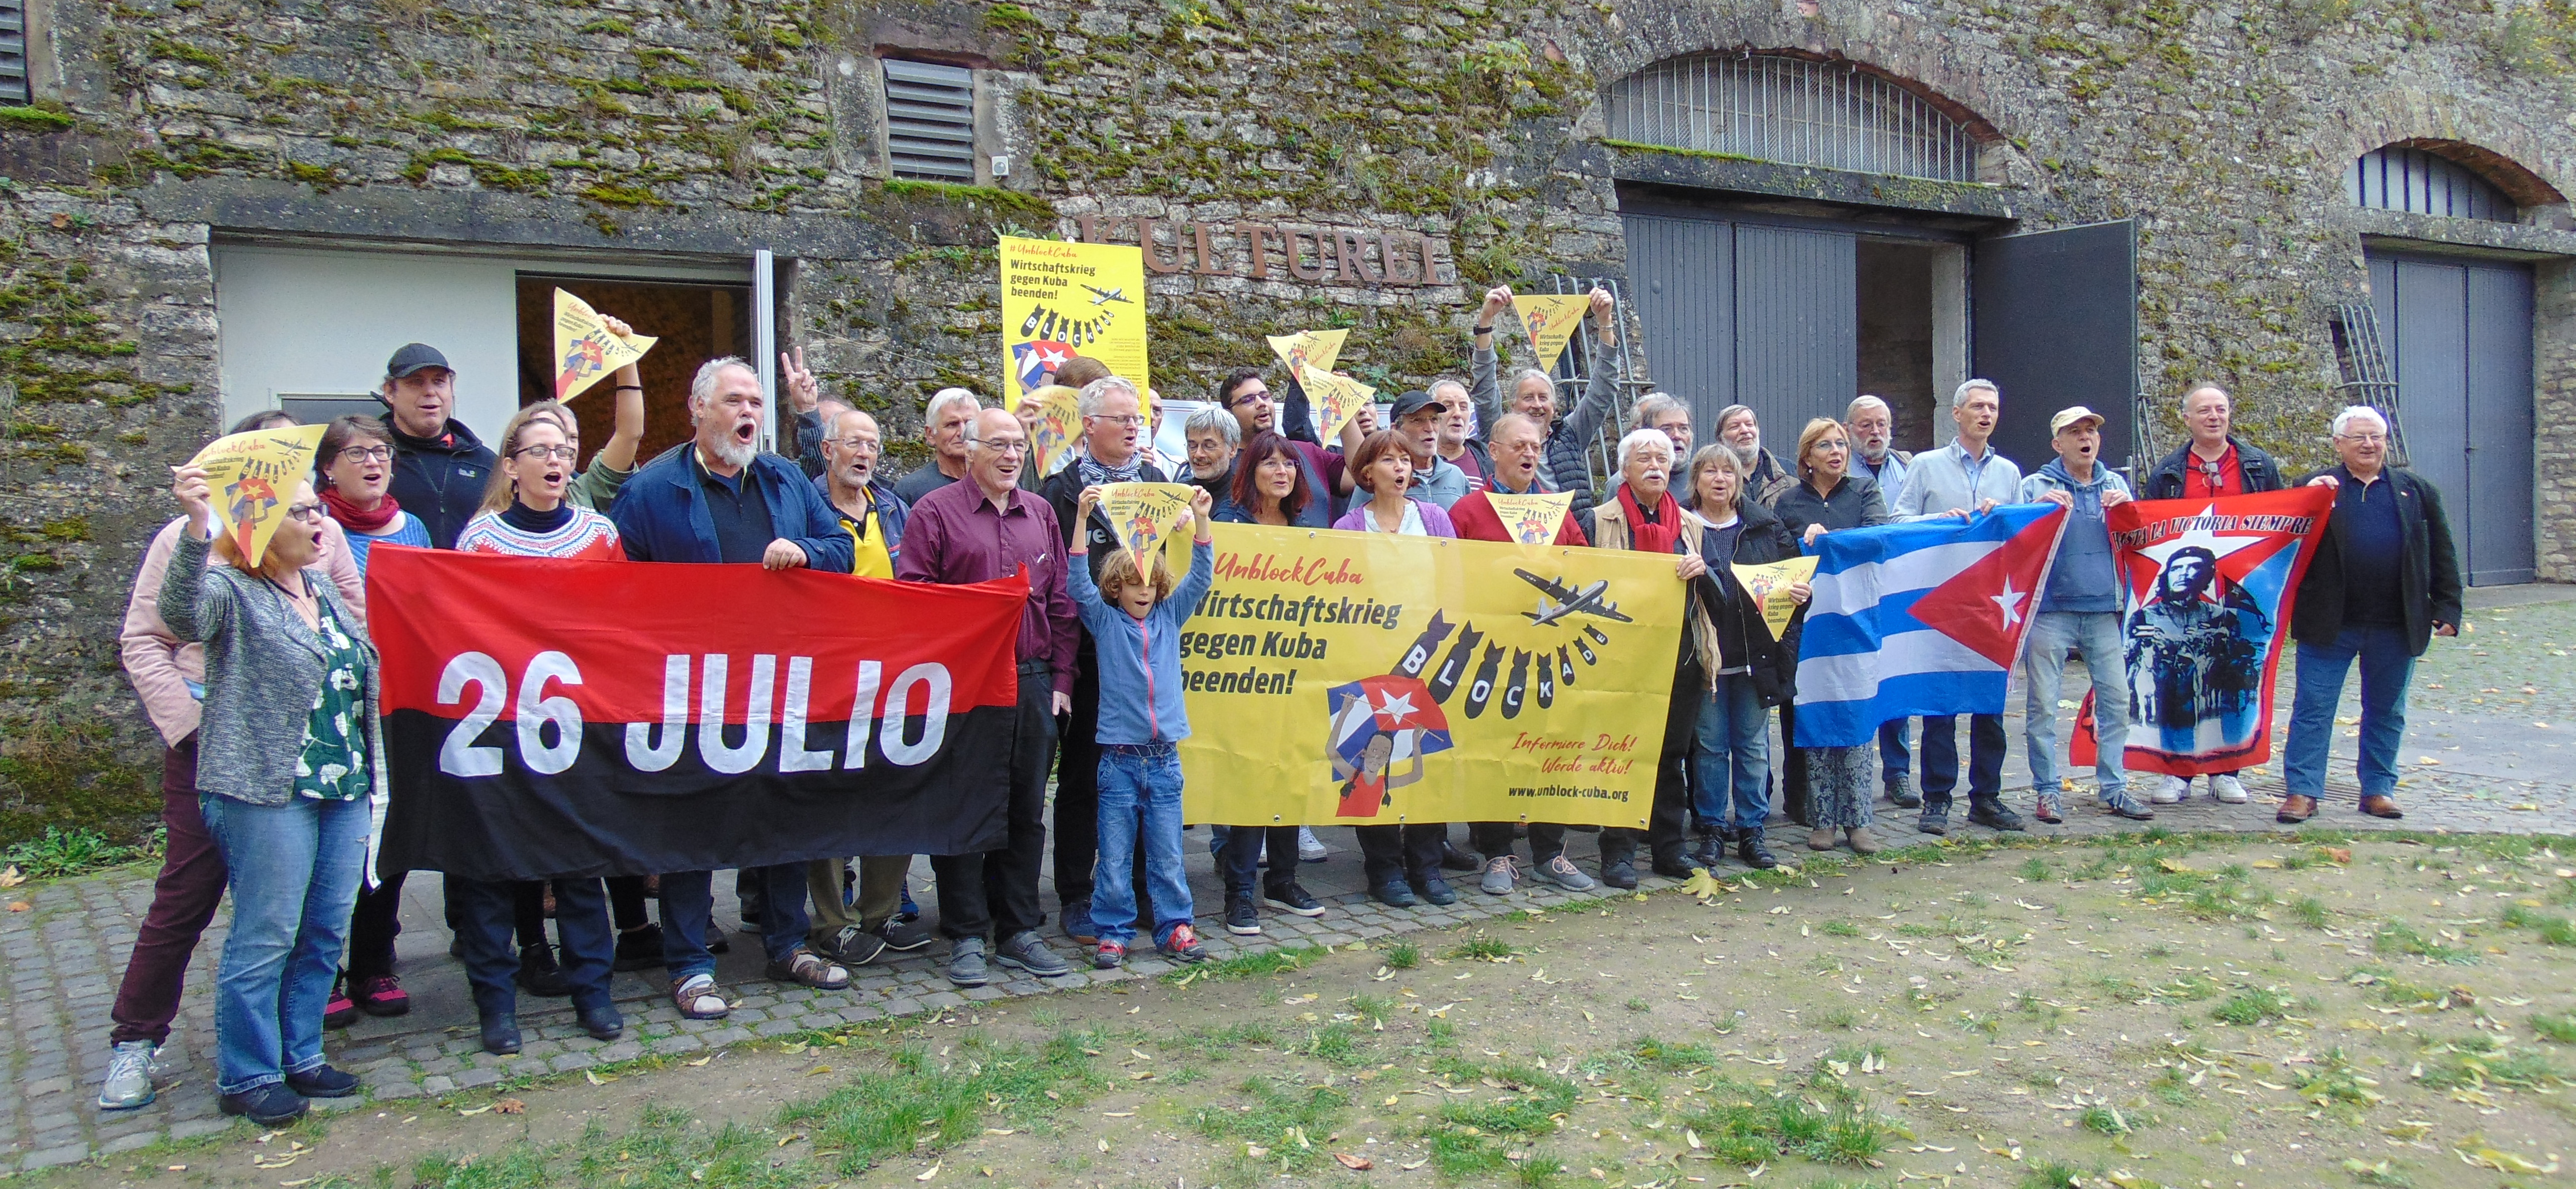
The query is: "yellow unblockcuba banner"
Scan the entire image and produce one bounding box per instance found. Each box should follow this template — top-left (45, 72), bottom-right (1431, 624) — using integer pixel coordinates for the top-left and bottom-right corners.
top-left (998, 236), bottom-right (1148, 408)
top-left (1731, 555), bottom-right (1820, 639)
top-left (1180, 525), bottom-right (1684, 828)
top-left (189, 423), bottom-right (327, 566)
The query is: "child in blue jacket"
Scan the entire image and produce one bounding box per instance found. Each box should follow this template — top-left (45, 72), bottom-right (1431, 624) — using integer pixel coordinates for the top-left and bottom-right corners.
top-left (1068, 484), bottom-right (1218, 968)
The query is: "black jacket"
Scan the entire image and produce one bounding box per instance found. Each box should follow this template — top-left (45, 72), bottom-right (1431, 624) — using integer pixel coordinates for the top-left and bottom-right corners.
top-left (1691, 499), bottom-right (1802, 707)
top-left (2141, 436), bottom-right (2285, 500)
top-left (2291, 465), bottom-right (2464, 657)
top-left (1768, 473), bottom-right (1892, 539)
top-left (386, 418), bottom-right (497, 549)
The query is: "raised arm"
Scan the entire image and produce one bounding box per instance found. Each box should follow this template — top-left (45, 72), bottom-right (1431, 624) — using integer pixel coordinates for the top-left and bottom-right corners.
top-left (1467, 285), bottom-right (1511, 429)
top-left (594, 314), bottom-right (648, 474)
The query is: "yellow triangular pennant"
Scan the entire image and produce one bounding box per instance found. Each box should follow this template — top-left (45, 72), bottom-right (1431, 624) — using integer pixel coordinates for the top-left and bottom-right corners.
top-left (1510, 295), bottom-right (1588, 372)
top-left (1484, 491), bottom-right (1574, 545)
top-left (1027, 384), bottom-right (1084, 479)
top-left (1731, 555), bottom-right (1821, 639)
top-left (1296, 364), bottom-right (1377, 443)
top-left (1266, 328), bottom-right (1349, 377)
top-left (1097, 482), bottom-right (1198, 578)
top-left (189, 423), bottom-right (328, 567)
top-left (552, 289), bottom-right (657, 402)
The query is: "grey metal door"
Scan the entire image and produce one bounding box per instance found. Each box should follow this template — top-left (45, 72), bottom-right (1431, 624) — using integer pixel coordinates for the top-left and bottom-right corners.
top-left (1623, 214), bottom-right (1735, 428)
top-left (2367, 251), bottom-right (2535, 586)
top-left (1969, 221), bottom-right (2137, 473)
top-left (1733, 224), bottom-right (1858, 451)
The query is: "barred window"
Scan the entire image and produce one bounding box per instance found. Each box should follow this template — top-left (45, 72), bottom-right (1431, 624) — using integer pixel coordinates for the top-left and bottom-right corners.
top-left (1603, 53), bottom-right (1976, 183)
top-left (2347, 146), bottom-right (2513, 222)
top-left (882, 59), bottom-right (976, 182)
top-left (0, 1), bottom-right (30, 105)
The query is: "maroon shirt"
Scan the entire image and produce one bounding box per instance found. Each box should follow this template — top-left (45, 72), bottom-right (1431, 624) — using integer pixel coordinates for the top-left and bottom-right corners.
top-left (896, 479), bottom-right (1080, 695)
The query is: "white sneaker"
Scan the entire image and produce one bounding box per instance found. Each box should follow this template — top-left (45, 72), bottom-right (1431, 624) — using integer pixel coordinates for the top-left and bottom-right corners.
top-left (98, 1039), bottom-right (159, 1110)
top-left (1297, 826), bottom-right (1328, 863)
top-left (2150, 775), bottom-right (2189, 804)
top-left (2211, 774), bottom-right (2249, 804)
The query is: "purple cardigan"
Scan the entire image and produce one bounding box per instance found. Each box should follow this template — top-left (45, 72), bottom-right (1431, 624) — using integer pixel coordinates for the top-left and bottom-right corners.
top-left (1331, 498), bottom-right (1458, 538)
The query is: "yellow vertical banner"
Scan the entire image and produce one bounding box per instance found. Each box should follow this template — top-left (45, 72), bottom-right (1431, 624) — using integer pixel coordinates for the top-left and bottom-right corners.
top-left (1731, 556), bottom-right (1820, 639)
top-left (552, 288), bottom-right (657, 401)
top-left (1295, 364), bottom-right (1376, 442)
top-left (1265, 329), bottom-right (1349, 377)
top-left (1179, 525), bottom-right (1685, 828)
top-left (1096, 481), bottom-right (1198, 579)
top-left (189, 424), bottom-right (328, 566)
top-left (1025, 385), bottom-right (1084, 480)
top-left (1511, 295), bottom-right (1588, 372)
top-left (1483, 492), bottom-right (1574, 545)
top-left (999, 236), bottom-right (1148, 409)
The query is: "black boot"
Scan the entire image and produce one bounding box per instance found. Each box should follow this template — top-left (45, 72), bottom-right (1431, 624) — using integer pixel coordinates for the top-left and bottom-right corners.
top-left (1738, 837), bottom-right (1779, 870)
top-left (516, 943), bottom-right (573, 997)
top-left (480, 1012), bottom-right (522, 1055)
top-left (1686, 834), bottom-right (1724, 872)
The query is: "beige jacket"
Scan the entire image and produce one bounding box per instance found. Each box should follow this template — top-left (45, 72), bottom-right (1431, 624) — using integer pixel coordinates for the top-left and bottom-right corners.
top-left (122, 516), bottom-right (367, 747)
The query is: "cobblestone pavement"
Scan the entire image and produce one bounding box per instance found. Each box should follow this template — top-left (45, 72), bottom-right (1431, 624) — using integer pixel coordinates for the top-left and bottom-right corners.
top-left (7, 585), bottom-right (2574, 1171)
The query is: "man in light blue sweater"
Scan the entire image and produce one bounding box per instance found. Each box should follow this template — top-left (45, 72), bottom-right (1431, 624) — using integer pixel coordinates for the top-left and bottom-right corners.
top-left (2017, 407), bottom-right (2158, 826)
top-left (1889, 379), bottom-right (2027, 836)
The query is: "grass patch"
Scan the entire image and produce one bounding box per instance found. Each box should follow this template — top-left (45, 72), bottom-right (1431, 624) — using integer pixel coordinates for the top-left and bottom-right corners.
top-left (1449, 936), bottom-right (1519, 961)
top-left (1385, 941), bottom-right (1421, 970)
top-left (2501, 904), bottom-right (2576, 946)
top-left (777, 1032), bottom-right (1104, 1174)
top-left (2020, 1159), bottom-right (2093, 1189)
top-left (1669, 1079), bottom-right (1905, 1168)
top-left (2211, 988), bottom-right (2298, 1025)
top-left (1, 824), bottom-right (152, 879)
top-left (1167, 943), bottom-right (1329, 984)
top-left (2532, 1012), bottom-right (2576, 1044)
top-left (2374, 922), bottom-right (2480, 966)
top-left (1821, 919), bottom-right (1863, 937)
top-left (1630, 1037), bottom-right (1720, 1071)
top-left (1434, 1058), bottom-right (1578, 1135)
top-left (2293, 896), bottom-right (2331, 928)
top-left (417, 1106), bottom-right (815, 1188)
top-left (1191, 1076), bottom-right (1348, 1173)
top-left (2413, 1038), bottom-right (2563, 1090)
top-left (2078, 1104), bottom-right (2131, 1134)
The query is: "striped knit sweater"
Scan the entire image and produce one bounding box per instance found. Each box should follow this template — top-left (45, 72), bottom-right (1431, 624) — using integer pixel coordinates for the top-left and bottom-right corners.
top-left (455, 506), bottom-right (624, 560)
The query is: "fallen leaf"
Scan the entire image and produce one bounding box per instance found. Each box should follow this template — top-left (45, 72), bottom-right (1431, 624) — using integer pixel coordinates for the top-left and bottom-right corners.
top-left (6, 901), bottom-right (28, 912)
top-left (457, 1105), bottom-right (494, 1117)
top-left (1336, 1153), bottom-right (1374, 1170)
top-left (1400, 1158), bottom-right (1428, 1170)
top-left (918, 1163), bottom-right (941, 1181)
top-left (0, 865), bottom-right (24, 887)
top-left (493, 1097), bottom-right (526, 1114)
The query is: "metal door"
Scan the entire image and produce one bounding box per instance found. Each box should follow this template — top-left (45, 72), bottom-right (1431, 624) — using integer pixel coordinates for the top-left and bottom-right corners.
top-left (2368, 251), bottom-right (2536, 586)
top-left (1622, 214), bottom-right (1735, 426)
top-left (1733, 224), bottom-right (1858, 449)
top-left (1969, 221), bottom-right (2137, 472)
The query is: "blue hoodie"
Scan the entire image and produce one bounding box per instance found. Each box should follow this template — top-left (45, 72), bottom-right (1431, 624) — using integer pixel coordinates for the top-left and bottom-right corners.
top-left (1068, 539), bottom-right (1217, 745)
top-left (2018, 458), bottom-right (2133, 615)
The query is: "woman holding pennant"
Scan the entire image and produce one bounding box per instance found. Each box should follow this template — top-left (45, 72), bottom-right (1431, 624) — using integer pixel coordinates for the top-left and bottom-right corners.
top-left (1680, 446), bottom-right (1805, 870)
top-left (447, 403), bottom-right (634, 1056)
top-left (1768, 419), bottom-right (1893, 854)
top-left (160, 459), bottom-right (383, 1126)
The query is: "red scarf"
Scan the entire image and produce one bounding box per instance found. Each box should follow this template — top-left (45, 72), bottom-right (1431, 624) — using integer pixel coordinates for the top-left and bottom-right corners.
top-left (1618, 482), bottom-right (1679, 555)
top-left (321, 487), bottom-right (402, 534)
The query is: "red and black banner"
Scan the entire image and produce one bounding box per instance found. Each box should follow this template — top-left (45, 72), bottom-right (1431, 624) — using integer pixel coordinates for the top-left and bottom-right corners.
top-left (368, 547), bottom-right (1027, 881)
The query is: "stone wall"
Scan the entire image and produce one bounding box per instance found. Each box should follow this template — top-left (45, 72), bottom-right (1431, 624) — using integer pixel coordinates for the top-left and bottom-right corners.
top-left (7, 0), bottom-right (2576, 838)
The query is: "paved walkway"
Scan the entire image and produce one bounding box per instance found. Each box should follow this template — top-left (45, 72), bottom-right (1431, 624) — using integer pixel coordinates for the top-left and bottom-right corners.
top-left (7, 584), bottom-right (2575, 1172)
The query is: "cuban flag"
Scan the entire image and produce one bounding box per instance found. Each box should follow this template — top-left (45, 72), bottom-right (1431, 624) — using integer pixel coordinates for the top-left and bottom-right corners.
top-left (1011, 339), bottom-right (1073, 397)
top-left (1793, 504), bottom-right (2070, 747)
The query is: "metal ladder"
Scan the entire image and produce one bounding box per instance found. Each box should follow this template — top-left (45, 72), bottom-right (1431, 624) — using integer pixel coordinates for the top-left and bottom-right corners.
top-left (2326, 302), bottom-right (2410, 467)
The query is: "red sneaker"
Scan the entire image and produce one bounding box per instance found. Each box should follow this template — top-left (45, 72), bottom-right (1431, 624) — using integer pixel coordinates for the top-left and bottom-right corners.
top-left (323, 980), bottom-right (358, 1029)
top-left (1093, 940), bottom-right (1126, 970)
top-left (353, 974), bottom-right (410, 1017)
top-left (1159, 923), bottom-right (1208, 963)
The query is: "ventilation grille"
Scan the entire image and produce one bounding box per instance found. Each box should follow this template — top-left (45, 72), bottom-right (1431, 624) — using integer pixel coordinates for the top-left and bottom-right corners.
top-left (883, 59), bottom-right (975, 182)
top-left (2347, 147), bottom-right (2512, 223)
top-left (0, 2), bottom-right (30, 105)
top-left (1603, 53), bottom-right (1976, 182)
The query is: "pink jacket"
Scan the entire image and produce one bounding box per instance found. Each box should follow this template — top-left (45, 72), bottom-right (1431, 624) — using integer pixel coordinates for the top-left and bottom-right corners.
top-left (121, 516), bottom-right (368, 747)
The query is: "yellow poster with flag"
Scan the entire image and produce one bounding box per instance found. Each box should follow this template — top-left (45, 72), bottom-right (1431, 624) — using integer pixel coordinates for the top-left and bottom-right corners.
top-left (1731, 555), bottom-right (1820, 639)
top-left (1511, 294), bottom-right (1588, 372)
top-left (552, 289), bottom-right (657, 401)
top-left (1180, 525), bottom-right (1684, 828)
top-left (1025, 385), bottom-right (1083, 479)
top-left (1097, 481), bottom-right (1197, 579)
top-left (1484, 492), bottom-right (1574, 545)
top-left (189, 423), bottom-right (328, 566)
top-left (1265, 329), bottom-right (1349, 378)
top-left (1296, 364), bottom-right (1376, 442)
top-left (1000, 236), bottom-right (1148, 409)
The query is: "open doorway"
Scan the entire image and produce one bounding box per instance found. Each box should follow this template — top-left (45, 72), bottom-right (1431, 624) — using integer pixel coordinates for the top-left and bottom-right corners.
top-left (1856, 240), bottom-right (1964, 453)
top-left (514, 275), bottom-right (754, 468)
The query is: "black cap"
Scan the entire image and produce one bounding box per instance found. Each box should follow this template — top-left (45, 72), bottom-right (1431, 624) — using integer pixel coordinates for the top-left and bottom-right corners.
top-left (1388, 389), bottom-right (1447, 420)
top-left (385, 343), bottom-right (452, 380)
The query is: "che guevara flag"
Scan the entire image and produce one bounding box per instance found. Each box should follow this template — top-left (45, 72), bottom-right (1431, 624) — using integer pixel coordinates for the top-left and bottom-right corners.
top-left (368, 547), bottom-right (1026, 882)
top-left (2070, 486), bottom-right (2334, 777)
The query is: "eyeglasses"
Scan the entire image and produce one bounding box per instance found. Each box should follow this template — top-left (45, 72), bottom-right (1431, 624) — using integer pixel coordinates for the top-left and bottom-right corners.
top-left (514, 444), bottom-right (580, 461)
top-left (2337, 432), bottom-right (2387, 444)
top-left (1230, 389), bottom-right (1273, 407)
top-left (336, 445), bottom-right (392, 464)
top-left (970, 439), bottom-right (1030, 454)
top-left (284, 503), bottom-right (326, 522)
top-left (1087, 414), bottom-right (1148, 428)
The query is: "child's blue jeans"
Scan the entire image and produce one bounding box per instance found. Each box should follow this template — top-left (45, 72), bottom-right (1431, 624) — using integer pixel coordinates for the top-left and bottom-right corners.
top-left (1091, 743), bottom-right (1195, 947)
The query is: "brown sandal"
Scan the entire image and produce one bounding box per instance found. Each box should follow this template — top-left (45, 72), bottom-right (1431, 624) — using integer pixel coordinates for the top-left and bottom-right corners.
top-left (767, 948), bottom-right (850, 990)
top-left (671, 973), bottom-right (729, 1020)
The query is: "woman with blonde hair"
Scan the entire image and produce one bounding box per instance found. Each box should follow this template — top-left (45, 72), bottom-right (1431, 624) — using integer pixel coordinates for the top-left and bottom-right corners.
top-left (161, 462), bottom-right (384, 1125)
top-left (1767, 418), bottom-right (1893, 854)
top-left (454, 402), bottom-right (624, 560)
top-left (1679, 445), bottom-right (1804, 869)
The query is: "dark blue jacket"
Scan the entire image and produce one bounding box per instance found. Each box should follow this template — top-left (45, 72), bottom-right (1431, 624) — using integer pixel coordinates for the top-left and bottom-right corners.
top-left (609, 445), bottom-right (857, 572)
top-left (811, 473), bottom-right (912, 571)
top-left (386, 418), bottom-right (496, 549)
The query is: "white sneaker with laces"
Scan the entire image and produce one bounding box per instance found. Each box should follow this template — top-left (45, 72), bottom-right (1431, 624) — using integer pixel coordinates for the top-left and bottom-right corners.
top-left (2211, 774), bottom-right (2249, 804)
top-left (98, 1039), bottom-right (158, 1110)
top-left (1297, 826), bottom-right (1328, 862)
top-left (2151, 775), bottom-right (2189, 804)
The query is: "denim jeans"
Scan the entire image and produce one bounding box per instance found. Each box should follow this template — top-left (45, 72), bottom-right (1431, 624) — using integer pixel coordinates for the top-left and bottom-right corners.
top-left (1877, 719), bottom-right (1912, 785)
top-left (1691, 675), bottom-right (1771, 834)
top-left (1090, 744), bottom-right (1193, 947)
top-left (1918, 714), bottom-right (2006, 810)
top-left (2285, 625), bottom-right (2415, 800)
top-left (2022, 611), bottom-right (2130, 797)
top-left (661, 865), bottom-right (810, 978)
top-left (199, 793), bottom-right (369, 1095)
